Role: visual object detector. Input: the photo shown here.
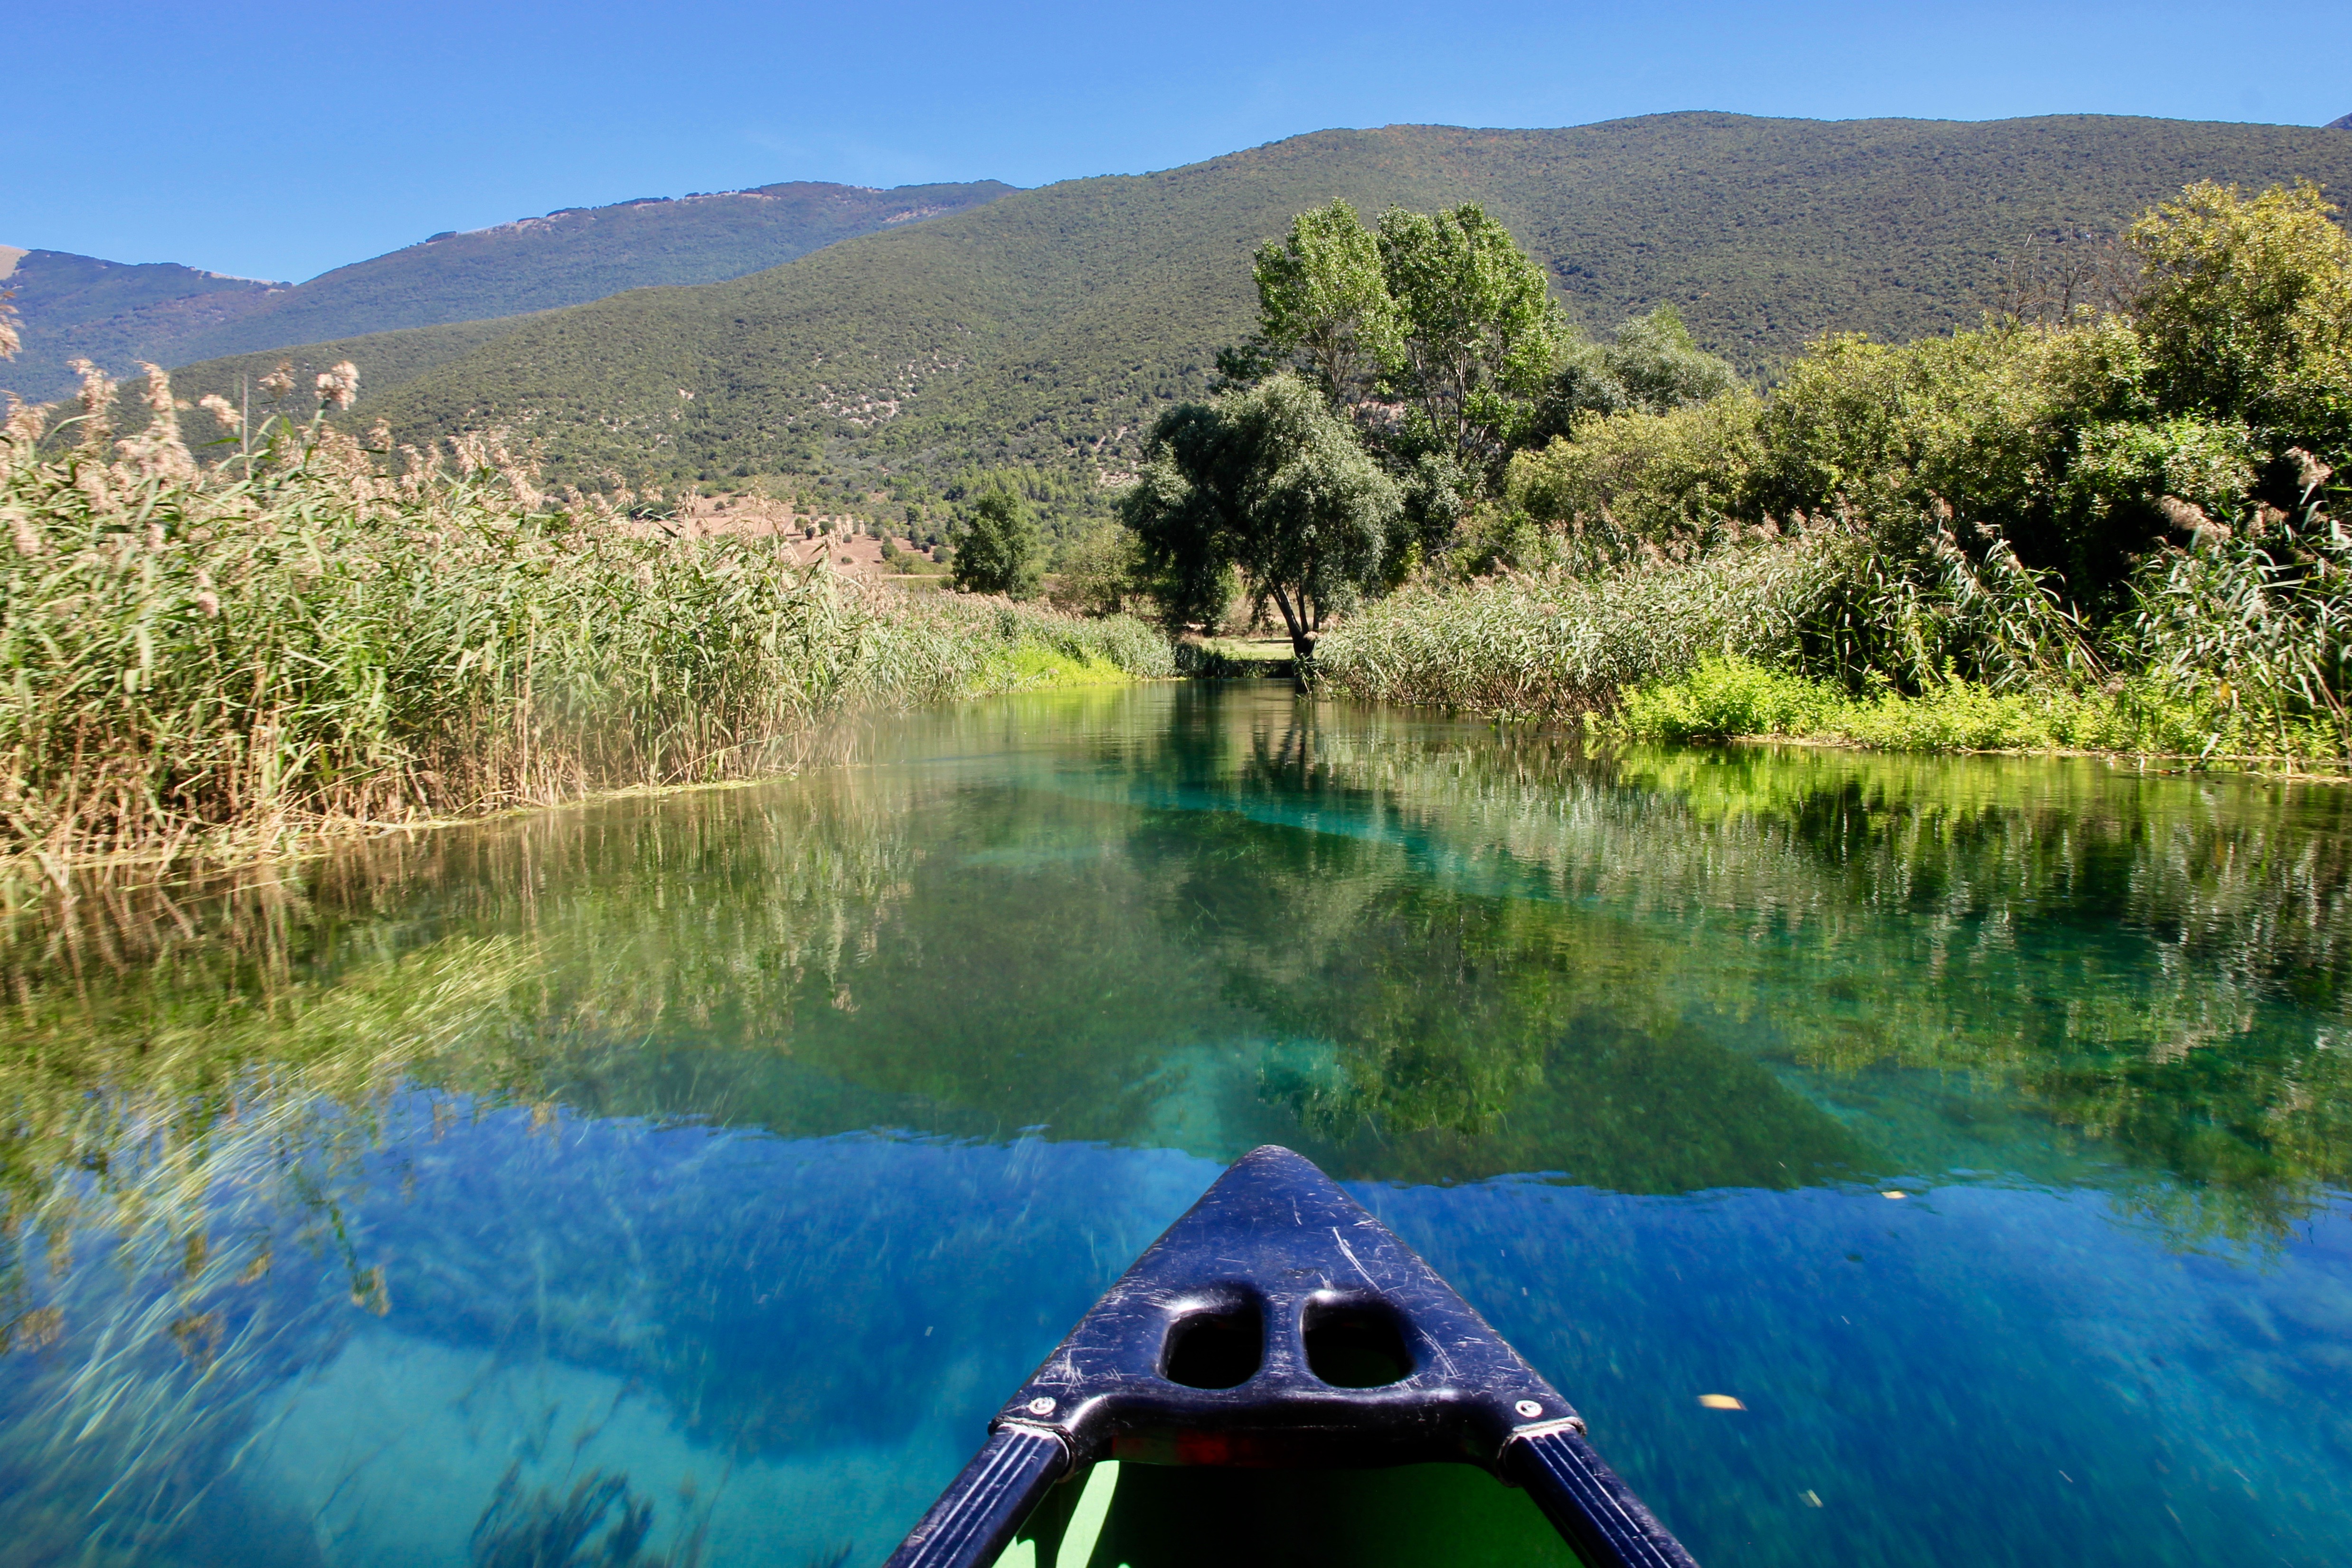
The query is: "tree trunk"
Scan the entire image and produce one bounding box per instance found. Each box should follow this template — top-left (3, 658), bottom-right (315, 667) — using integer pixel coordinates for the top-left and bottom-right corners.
top-left (1268, 585), bottom-right (1318, 663)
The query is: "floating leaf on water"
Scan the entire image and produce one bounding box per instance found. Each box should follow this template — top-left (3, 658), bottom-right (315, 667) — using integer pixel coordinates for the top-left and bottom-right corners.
top-left (1698, 1393), bottom-right (1745, 1410)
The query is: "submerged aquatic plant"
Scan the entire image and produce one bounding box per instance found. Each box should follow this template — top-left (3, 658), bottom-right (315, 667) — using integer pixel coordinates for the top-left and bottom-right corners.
top-left (470, 1463), bottom-right (708, 1568)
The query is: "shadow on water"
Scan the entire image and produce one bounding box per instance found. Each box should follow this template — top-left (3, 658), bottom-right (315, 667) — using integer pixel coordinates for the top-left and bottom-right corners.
top-left (3, 683), bottom-right (2352, 1564)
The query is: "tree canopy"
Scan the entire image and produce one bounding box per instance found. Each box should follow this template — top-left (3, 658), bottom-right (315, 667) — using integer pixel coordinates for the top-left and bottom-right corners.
top-left (1375, 203), bottom-right (1563, 483)
top-left (1122, 374), bottom-right (1404, 659)
top-left (1535, 304), bottom-right (1745, 440)
top-left (1238, 199), bottom-right (1562, 507)
top-left (951, 489), bottom-right (1043, 598)
top-left (2127, 179), bottom-right (2352, 462)
top-left (1245, 199), bottom-right (1399, 413)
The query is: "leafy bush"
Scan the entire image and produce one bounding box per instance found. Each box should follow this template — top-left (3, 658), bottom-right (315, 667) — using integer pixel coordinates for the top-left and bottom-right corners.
top-left (1048, 520), bottom-right (1149, 616)
top-left (2129, 179), bottom-right (2352, 463)
top-left (1608, 655), bottom-right (2322, 760)
top-left (1503, 390), bottom-right (1763, 563)
top-left (1609, 656), bottom-right (1845, 740)
top-left (1531, 304), bottom-right (1745, 438)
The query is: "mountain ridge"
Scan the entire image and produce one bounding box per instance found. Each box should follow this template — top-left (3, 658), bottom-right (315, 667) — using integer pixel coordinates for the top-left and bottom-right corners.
top-left (236, 112), bottom-right (2352, 519)
top-left (1, 179), bottom-right (1016, 400)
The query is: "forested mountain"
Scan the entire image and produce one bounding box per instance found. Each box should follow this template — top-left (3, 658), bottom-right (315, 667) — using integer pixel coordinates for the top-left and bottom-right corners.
top-left (187, 113), bottom-right (2352, 520)
top-left (1, 180), bottom-right (1014, 401)
top-left (0, 249), bottom-right (283, 401)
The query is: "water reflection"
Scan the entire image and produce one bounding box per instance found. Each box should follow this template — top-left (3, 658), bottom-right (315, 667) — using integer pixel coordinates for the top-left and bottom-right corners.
top-left (3, 684), bottom-right (2351, 1565)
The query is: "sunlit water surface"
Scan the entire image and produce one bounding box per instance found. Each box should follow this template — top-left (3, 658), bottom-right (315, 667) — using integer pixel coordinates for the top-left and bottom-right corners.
top-left (5, 684), bottom-right (2351, 1567)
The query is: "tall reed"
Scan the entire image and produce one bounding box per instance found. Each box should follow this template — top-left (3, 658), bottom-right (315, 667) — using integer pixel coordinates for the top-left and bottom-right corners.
top-left (0, 368), bottom-right (1169, 866)
top-left (1314, 539), bottom-right (1828, 717)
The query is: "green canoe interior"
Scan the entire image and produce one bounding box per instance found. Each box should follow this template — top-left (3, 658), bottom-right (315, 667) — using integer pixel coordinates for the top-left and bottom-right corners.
top-left (1009, 1461), bottom-right (1578, 1568)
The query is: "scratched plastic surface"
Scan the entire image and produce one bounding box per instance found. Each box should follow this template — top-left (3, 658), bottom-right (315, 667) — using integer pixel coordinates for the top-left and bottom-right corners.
top-left (3, 682), bottom-right (2350, 1567)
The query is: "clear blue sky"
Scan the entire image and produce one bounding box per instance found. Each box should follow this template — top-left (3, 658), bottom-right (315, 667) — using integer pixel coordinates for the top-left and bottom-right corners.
top-left (9, 1), bottom-right (2349, 283)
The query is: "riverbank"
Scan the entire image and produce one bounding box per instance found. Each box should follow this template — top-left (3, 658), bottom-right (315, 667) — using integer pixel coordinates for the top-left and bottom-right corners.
top-left (1312, 536), bottom-right (2351, 775)
top-left (0, 373), bottom-right (1170, 875)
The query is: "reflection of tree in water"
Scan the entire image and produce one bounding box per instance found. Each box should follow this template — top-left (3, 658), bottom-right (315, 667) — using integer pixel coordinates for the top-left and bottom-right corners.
top-left (1274, 713), bottom-right (2352, 1241)
top-left (0, 771), bottom-right (926, 1564)
top-left (1149, 711), bottom-right (1874, 1189)
top-left (9, 683), bottom-right (2352, 1561)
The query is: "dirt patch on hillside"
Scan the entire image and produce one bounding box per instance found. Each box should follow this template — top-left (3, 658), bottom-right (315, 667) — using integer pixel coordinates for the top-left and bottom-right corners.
top-left (663, 493), bottom-right (943, 578)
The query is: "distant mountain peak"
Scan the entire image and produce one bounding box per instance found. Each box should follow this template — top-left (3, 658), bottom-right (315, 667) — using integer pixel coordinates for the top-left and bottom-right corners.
top-left (451, 180), bottom-right (1014, 243)
top-left (3, 178), bottom-right (1015, 399)
top-left (2329, 112), bottom-right (2352, 130)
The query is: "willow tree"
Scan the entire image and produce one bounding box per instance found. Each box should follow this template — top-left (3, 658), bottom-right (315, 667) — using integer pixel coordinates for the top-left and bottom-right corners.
top-left (1122, 374), bottom-right (1403, 661)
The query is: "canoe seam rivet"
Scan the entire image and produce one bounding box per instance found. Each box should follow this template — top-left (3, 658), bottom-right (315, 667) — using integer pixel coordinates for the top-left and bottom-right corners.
top-left (1516, 1399), bottom-right (1543, 1418)
top-left (1027, 1396), bottom-right (1056, 1416)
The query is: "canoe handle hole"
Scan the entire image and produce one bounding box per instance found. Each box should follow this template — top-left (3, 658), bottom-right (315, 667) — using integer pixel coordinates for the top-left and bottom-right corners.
top-left (1304, 1299), bottom-right (1411, 1389)
top-left (1162, 1300), bottom-right (1263, 1389)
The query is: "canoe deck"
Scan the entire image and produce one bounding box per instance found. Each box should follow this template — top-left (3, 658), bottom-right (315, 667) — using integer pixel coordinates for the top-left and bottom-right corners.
top-left (1008, 1459), bottom-right (1583, 1568)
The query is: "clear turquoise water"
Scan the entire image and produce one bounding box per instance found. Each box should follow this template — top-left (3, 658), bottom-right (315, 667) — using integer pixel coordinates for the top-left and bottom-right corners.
top-left (4, 682), bottom-right (2351, 1566)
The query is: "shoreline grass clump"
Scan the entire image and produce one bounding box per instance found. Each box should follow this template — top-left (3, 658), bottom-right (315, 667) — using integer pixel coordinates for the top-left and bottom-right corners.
top-left (1606, 654), bottom-right (2269, 759)
top-left (0, 366), bottom-right (1169, 867)
top-left (1312, 539), bottom-right (1828, 718)
top-left (868, 591), bottom-right (1175, 695)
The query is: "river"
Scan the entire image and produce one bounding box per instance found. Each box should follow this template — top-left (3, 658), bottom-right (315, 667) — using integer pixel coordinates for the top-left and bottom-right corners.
top-left (3, 682), bottom-right (2349, 1566)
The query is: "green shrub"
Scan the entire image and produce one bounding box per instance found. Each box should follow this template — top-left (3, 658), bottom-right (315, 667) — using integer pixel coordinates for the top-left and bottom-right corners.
top-left (1505, 389), bottom-right (1763, 560)
top-left (1610, 656), bottom-right (1843, 740)
top-left (1608, 656), bottom-right (2328, 762)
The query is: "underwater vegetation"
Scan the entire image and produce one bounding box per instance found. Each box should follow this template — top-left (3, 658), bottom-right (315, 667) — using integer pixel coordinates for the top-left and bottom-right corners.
top-left (468, 1464), bottom-right (707, 1568)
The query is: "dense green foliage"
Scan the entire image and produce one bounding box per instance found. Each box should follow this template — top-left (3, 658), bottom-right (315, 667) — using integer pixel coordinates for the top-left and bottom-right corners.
top-left (1123, 374), bottom-right (1404, 655)
top-left (3, 182), bottom-right (1014, 402)
top-left (0, 370), bottom-right (1166, 864)
top-left (161, 316), bottom-right (549, 418)
top-left (185, 116), bottom-right (2352, 529)
top-left (1532, 304), bottom-right (1745, 438)
top-left (1323, 179), bottom-right (2352, 763)
top-left (1236, 199), bottom-right (1561, 501)
top-left (950, 489), bottom-right (1043, 597)
top-left (1610, 655), bottom-right (2229, 755)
